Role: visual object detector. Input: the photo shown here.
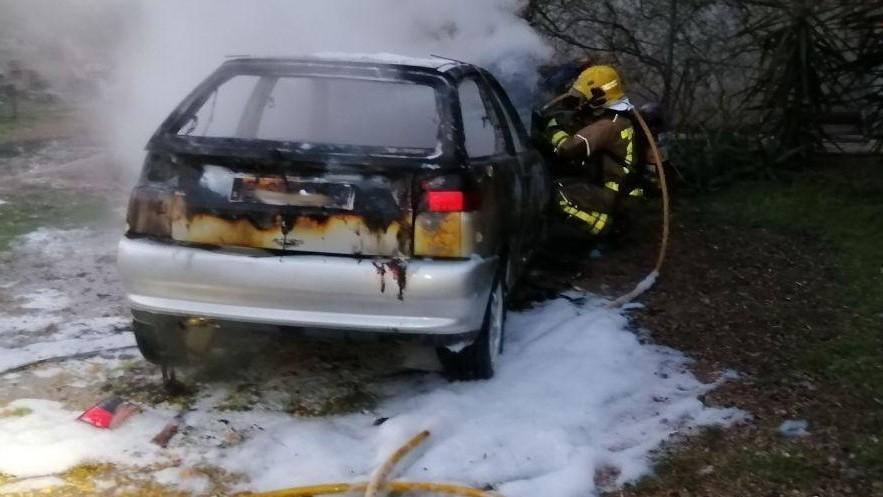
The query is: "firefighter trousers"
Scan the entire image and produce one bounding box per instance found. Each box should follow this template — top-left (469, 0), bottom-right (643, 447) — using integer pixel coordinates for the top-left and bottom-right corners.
top-left (554, 179), bottom-right (618, 236)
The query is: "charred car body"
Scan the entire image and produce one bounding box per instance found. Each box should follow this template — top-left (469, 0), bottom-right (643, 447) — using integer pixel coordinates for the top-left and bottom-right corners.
top-left (118, 55), bottom-right (551, 380)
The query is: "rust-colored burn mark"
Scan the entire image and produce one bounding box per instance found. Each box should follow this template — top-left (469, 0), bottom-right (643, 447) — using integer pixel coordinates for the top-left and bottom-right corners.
top-left (166, 200), bottom-right (408, 256)
top-left (127, 188), bottom-right (175, 238)
top-left (289, 214), bottom-right (332, 231)
top-left (178, 213), bottom-right (285, 248)
top-left (414, 212), bottom-right (462, 258)
top-left (372, 258), bottom-right (408, 300)
top-left (126, 173), bottom-right (414, 257)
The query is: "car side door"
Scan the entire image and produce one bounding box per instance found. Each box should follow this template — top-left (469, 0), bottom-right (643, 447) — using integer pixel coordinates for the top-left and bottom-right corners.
top-left (482, 72), bottom-right (551, 274)
top-left (455, 72), bottom-right (524, 278)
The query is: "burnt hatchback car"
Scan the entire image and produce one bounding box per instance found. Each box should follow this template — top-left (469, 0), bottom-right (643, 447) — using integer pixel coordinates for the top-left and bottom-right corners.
top-left (118, 55), bottom-right (550, 380)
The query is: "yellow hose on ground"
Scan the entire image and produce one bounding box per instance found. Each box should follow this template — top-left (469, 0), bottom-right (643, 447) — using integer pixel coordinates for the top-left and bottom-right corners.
top-left (607, 107), bottom-right (672, 308)
top-left (246, 481), bottom-right (497, 497)
top-left (364, 430), bottom-right (430, 497)
top-left (245, 430), bottom-right (502, 497)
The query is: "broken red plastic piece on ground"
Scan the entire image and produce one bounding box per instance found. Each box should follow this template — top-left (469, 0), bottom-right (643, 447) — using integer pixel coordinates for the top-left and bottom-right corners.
top-left (79, 404), bottom-right (114, 428)
top-left (78, 397), bottom-right (139, 429)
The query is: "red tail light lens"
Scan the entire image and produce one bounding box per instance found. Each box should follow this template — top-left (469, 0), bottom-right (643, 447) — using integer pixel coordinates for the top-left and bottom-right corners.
top-left (416, 176), bottom-right (480, 257)
top-left (427, 191), bottom-right (466, 212)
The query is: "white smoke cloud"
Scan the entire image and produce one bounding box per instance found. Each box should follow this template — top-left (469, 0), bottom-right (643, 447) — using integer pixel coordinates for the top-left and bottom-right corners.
top-left (100, 0), bottom-right (551, 174)
top-left (0, 0), bottom-right (132, 94)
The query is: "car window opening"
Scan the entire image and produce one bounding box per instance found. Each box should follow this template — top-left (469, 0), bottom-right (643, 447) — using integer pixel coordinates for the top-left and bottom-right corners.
top-left (178, 75), bottom-right (441, 151)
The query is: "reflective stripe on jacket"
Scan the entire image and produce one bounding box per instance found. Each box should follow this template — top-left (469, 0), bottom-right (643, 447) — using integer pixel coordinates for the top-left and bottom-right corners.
top-left (545, 113), bottom-right (643, 198)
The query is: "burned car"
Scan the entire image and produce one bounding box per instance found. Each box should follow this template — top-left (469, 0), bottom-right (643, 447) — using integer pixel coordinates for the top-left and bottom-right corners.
top-left (118, 55), bottom-right (551, 380)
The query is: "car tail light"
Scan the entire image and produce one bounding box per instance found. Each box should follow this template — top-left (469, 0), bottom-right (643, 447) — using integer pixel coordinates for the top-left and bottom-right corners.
top-left (425, 190), bottom-right (481, 213)
top-left (427, 191), bottom-right (466, 212)
top-left (414, 175), bottom-right (482, 258)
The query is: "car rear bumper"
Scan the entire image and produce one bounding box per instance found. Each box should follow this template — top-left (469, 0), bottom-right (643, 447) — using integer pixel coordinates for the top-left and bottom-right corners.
top-left (117, 237), bottom-right (497, 338)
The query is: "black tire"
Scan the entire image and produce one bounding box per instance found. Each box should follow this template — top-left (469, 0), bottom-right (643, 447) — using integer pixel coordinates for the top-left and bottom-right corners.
top-left (437, 268), bottom-right (507, 381)
top-left (133, 319), bottom-right (188, 366)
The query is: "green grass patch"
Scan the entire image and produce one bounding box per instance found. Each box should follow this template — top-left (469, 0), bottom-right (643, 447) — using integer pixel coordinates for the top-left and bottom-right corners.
top-left (0, 406), bottom-right (33, 418)
top-left (856, 436), bottom-right (883, 481)
top-left (0, 100), bottom-right (76, 143)
top-left (217, 383), bottom-right (261, 412)
top-left (286, 382), bottom-right (377, 417)
top-left (100, 362), bottom-right (197, 410)
top-left (633, 437), bottom-right (826, 493)
top-left (696, 158), bottom-right (883, 398)
top-left (726, 448), bottom-right (825, 490)
top-left (0, 115), bottom-right (33, 139)
top-left (626, 427), bottom-right (727, 492)
top-left (0, 190), bottom-right (109, 251)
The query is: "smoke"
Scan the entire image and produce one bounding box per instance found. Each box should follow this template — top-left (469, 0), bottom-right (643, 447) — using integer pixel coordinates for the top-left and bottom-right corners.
top-left (99, 0), bottom-right (551, 174)
top-left (2, 0), bottom-right (550, 176)
top-left (0, 0), bottom-right (133, 95)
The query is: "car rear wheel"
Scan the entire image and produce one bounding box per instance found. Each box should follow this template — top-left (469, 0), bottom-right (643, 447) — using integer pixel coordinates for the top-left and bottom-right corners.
top-left (436, 268), bottom-right (506, 381)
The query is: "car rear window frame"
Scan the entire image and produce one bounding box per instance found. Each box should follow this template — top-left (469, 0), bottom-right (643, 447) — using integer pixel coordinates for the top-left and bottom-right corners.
top-left (151, 61), bottom-right (456, 161)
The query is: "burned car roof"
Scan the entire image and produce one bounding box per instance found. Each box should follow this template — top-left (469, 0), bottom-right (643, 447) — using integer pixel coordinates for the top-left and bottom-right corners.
top-left (222, 53), bottom-right (472, 73)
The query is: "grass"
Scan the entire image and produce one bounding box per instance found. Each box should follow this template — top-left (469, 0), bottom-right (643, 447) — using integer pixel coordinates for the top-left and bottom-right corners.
top-left (0, 115), bottom-right (30, 140)
top-left (0, 406), bottom-right (33, 418)
top-left (699, 158), bottom-right (883, 400)
top-left (100, 361), bottom-right (197, 410)
top-left (0, 190), bottom-right (109, 251)
top-left (0, 98), bottom-right (108, 250)
top-left (701, 158), bottom-right (883, 484)
top-left (727, 448), bottom-right (827, 490)
top-left (286, 382), bottom-right (377, 417)
top-left (1, 463), bottom-right (195, 497)
top-left (629, 427), bottom-right (727, 492)
top-left (622, 156), bottom-right (883, 496)
top-left (0, 100), bottom-right (77, 144)
top-left (635, 436), bottom-right (826, 494)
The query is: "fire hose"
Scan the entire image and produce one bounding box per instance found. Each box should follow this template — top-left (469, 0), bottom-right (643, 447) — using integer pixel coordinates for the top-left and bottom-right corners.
top-left (607, 107), bottom-right (671, 308)
top-left (245, 430), bottom-right (503, 497)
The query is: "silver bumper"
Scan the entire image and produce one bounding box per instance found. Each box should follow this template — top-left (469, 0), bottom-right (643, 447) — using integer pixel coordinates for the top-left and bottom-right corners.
top-left (117, 238), bottom-right (496, 335)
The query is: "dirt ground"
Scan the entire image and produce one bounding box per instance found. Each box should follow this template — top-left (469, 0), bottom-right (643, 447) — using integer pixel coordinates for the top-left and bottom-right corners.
top-left (557, 196), bottom-right (883, 496)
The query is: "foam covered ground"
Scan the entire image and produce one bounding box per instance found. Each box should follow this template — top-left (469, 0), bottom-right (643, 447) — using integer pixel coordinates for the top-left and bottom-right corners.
top-left (203, 297), bottom-right (744, 496)
top-left (0, 226), bottom-right (743, 497)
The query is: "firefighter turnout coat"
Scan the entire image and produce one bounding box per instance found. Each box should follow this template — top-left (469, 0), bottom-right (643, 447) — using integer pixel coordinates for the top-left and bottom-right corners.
top-left (542, 105), bottom-right (643, 236)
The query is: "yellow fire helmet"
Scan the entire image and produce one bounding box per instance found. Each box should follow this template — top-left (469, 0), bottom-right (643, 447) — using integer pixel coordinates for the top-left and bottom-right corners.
top-left (571, 65), bottom-right (625, 108)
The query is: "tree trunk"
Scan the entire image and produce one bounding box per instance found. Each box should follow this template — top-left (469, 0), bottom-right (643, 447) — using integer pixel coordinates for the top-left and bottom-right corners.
top-left (662, 0), bottom-right (679, 116)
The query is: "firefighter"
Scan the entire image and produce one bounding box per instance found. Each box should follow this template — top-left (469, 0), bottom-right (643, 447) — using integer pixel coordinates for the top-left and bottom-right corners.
top-left (536, 65), bottom-right (646, 238)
